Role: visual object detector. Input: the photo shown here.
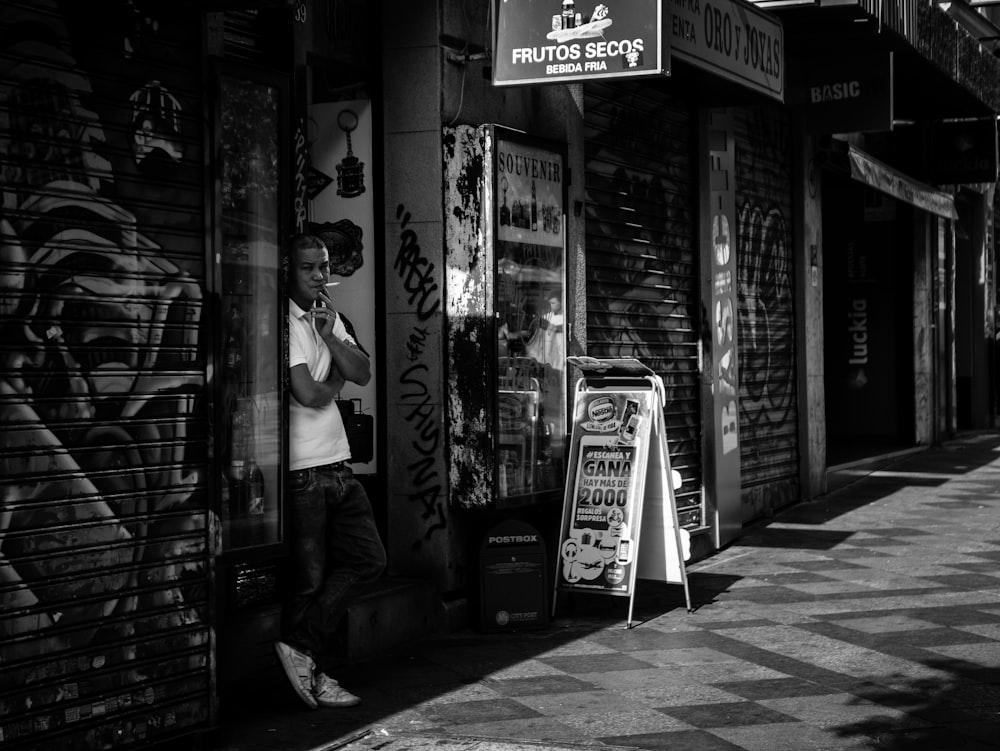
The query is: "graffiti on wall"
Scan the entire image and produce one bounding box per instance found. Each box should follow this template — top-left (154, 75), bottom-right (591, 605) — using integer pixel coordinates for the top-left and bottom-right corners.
top-left (737, 201), bottom-right (795, 427)
top-left (128, 79), bottom-right (185, 164)
top-left (0, 2), bottom-right (206, 744)
top-left (393, 205), bottom-right (446, 548)
top-left (734, 108), bottom-right (796, 434)
top-left (393, 205), bottom-right (441, 321)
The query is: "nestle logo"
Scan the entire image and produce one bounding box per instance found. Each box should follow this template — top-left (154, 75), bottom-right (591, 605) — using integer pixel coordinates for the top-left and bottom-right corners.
top-left (489, 534), bottom-right (538, 544)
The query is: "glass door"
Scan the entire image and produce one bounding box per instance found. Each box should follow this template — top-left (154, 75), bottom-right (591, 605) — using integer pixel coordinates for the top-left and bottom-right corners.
top-left (216, 69), bottom-right (286, 551)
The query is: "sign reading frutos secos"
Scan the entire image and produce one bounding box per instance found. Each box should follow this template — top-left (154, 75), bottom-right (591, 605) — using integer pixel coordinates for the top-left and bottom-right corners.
top-left (493, 0), bottom-right (669, 86)
top-left (493, 0), bottom-right (783, 101)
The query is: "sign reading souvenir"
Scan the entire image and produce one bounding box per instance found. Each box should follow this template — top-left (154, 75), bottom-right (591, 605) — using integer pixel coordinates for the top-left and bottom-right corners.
top-left (669, 0), bottom-right (783, 101)
top-left (497, 137), bottom-right (564, 248)
top-left (494, 0), bottom-right (669, 86)
top-left (553, 357), bottom-right (691, 625)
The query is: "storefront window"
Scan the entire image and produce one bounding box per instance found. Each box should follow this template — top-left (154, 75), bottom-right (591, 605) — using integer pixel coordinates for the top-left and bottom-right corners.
top-left (218, 72), bottom-right (284, 550)
top-left (495, 133), bottom-right (567, 505)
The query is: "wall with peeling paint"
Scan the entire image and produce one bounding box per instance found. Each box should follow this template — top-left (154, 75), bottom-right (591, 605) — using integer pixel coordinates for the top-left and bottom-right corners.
top-left (733, 106), bottom-right (801, 521)
top-left (443, 125), bottom-right (493, 509)
top-left (380, 0), bottom-right (587, 598)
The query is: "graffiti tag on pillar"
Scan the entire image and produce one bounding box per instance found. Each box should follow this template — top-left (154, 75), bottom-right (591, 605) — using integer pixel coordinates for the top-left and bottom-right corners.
top-left (400, 362), bottom-right (446, 547)
top-left (393, 207), bottom-right (446, 548)
top-left (394, 205), bottom-right (441, 320)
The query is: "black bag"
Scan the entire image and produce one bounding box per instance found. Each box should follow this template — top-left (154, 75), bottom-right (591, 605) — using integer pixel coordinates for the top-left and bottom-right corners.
top-left (336, 397), bottom-right (374, 463)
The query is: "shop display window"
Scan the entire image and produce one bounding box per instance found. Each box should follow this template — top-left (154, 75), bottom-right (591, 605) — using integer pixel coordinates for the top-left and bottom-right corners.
top-left (217, 70), bottom-right (286, 550)
top-left (494, 132), bottom-right (567, 505)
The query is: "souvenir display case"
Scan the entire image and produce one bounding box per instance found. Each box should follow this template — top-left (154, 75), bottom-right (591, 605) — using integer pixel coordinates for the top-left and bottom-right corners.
top-left (493, 129), bottom-right (568, 507)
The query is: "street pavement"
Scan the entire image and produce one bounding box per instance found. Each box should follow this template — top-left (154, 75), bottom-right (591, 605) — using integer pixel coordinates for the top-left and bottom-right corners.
top-left (218, 432), bottom-right (1000, 751)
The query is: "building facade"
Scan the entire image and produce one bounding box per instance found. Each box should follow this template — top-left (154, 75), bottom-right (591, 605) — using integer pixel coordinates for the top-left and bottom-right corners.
top-left (0, 0), bottom-right (997, 748)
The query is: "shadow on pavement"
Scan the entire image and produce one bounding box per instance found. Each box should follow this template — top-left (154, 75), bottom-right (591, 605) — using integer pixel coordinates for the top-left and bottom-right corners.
top-left (217, 431), bottom-right (1000, 750)
top-left (832, 660), bottom-right (1000, 750)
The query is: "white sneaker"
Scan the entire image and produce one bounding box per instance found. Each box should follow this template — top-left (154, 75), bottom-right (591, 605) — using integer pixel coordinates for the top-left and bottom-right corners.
top-left (274, 641), bottom-right (317, 709)
top-left (312, 672), bottom-right (361, 708)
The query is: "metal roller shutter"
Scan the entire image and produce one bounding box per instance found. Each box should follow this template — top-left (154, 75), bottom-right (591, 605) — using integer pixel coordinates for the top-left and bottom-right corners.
top-left (0, 2), bottom-right (209, 748)
top-left (733, 107), bottom-right (800, 505)
top-left (583, 82), bottom-right (703, 528)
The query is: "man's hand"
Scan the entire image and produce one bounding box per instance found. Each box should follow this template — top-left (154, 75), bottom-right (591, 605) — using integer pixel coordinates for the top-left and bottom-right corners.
top-left (309, 297), bottom-right (339, 339)
top-left (310, 292), bottom-right (371, 387)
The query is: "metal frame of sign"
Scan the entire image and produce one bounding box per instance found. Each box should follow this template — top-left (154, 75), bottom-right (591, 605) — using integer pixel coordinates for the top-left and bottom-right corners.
top-left (553, 357), bottom-right (691, 628)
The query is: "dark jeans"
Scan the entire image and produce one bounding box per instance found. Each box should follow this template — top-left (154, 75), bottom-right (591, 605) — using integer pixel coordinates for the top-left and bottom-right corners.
top-left (283, 463), bottom-right (386, 673)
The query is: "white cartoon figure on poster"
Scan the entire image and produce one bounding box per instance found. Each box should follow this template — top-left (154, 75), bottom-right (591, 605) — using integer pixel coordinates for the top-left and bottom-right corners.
top-left (561, 527), bottom-right (620, 583)
top-left (565, 543), bottom-right (605, 582)
top-left (561, 537), bottom-right (579, 562)
top-left (606, 507), bottom-right (629, 539)
top-left (561, 535), bottom-right (581, 583)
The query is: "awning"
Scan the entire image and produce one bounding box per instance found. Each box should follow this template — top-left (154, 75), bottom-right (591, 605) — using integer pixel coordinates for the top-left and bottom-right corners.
top-left (848, 144), bottom-right (958, 220)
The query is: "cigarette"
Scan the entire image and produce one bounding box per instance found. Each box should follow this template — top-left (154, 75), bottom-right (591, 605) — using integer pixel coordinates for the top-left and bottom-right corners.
top-left (325, 281), bottom-right (341, 288)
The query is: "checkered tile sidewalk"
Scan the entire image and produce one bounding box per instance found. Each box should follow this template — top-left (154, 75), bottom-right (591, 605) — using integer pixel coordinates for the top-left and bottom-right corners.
top-left (221, 434), bottom-right (1000, 751)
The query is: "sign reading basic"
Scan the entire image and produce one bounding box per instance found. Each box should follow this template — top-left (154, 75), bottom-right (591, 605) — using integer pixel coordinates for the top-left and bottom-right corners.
top-left (553, 357), bottom-right (691, 627)
top-left (788, 54), bottom-right (892, 134)
top-left (493, 0), bottom-right (669, 86)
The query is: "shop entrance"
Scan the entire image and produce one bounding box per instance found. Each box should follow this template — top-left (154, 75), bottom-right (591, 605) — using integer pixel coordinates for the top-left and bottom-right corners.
top-left (822, 171), bottom-right (916, 466)
top-left (954, 190), bottom-right (993, 430)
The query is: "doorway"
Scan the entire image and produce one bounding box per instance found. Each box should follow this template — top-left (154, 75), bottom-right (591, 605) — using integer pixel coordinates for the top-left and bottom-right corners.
top-left (823, 171), bottom-right (916, 466)
top-left (954, 190), bottom-right (992, 430)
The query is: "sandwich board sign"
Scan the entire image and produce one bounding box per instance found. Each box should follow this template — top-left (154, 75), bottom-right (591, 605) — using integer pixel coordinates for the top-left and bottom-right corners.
top-left (553, 356), bottom-right (691, 627)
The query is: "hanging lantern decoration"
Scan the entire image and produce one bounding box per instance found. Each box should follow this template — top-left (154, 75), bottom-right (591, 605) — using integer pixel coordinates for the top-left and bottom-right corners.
top-left (335, 109), bottom-right (365, 198)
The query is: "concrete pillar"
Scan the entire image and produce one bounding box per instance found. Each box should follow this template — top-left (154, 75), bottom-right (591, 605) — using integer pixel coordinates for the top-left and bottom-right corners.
top-left (795, 130), bottom-right (826, 498)
top-left (913, 214), bottom-right (933, 445)
top-left (382, 1), bottom-right (466, 590)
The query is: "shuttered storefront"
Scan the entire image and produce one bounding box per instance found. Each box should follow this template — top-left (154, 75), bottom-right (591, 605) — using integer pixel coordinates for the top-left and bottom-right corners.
top-left (0, 3), bottom-right (210, 748)
top-left (733, 106), bottom-right (800, 516)
top-left (583, 82), bottom-right (704, 528)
